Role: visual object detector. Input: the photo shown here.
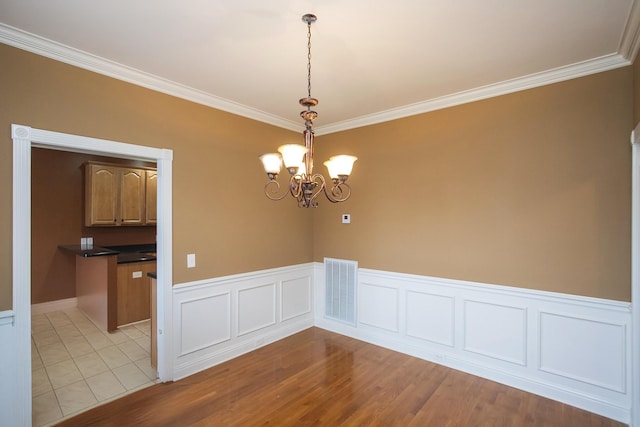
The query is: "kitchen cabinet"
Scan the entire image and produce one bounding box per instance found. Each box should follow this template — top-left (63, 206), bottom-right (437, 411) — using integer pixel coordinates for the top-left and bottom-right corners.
top-left (145, 169), bottom-right (157, 225)
top-left (116, 260), bottom-right (156, 326)
top-left (85, 162), bottom-right (155, 226)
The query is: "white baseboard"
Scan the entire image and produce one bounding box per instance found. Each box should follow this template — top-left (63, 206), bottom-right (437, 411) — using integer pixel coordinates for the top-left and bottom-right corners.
top-left (31, 297), bottom-right (77, 315)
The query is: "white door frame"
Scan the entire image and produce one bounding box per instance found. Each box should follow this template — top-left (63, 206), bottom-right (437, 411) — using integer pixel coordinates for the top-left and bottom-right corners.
top-left (631, 123), bottom-right (640, 427)
top-left (11, 124), bottom-right (174, 426)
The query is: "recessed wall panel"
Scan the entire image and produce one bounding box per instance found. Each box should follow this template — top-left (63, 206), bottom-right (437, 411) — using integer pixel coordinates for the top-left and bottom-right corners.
top-left (406, 291), bottom-right (454, 346)
top-left (359, 283), bottom-right (398, 332)
top-left (539, 312), bottom-right (625, 392)
top-left (464, 300), bottom-right (526, 365)
top-left (282, 276), bottom-right (311, 321)
top-left (238, 283), bottom-right (276, 336)
top-left (180, 293), bottom-right (230, 356)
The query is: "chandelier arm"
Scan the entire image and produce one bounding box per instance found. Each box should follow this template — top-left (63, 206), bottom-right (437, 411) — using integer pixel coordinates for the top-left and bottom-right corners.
top-left (306, 174), bottom-right (327, 207)
top-left (263, 180), bottom-right (290, 201)
top-left (323, 180), bottom-right (352, 203)
top-left (289, 175), bottom-right (304, 199)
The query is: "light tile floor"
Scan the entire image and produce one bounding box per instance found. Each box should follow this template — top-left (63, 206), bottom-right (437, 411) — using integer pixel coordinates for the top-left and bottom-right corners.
top-left (32, 308), bottom-right (157, 427)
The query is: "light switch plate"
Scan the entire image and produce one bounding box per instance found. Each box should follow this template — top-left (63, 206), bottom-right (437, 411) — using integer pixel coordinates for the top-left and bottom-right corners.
top-left (187, 253), bottom-right (196, 268)
top-left (132, 271), bottom-right (143, 279)
top-left (342, 214), bottom-right (351, 224)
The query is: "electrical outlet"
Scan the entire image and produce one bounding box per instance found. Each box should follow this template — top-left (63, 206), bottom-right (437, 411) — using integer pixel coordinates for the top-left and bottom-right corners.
top-left (187, 253), bottom-right (196, 268)
top-left (87, 237), bottom-right (93, 249)
top-left (132, 271), bottom-right (143, 279)
top-left (80, 237), bottom-right (87, 249)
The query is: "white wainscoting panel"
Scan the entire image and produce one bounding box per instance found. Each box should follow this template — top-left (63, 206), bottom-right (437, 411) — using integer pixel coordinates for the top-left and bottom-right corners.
top-left (179, 292), bottom-right (231, 356)
top-left (282, 276), bottom-right (312, 321)
top-left (463, 300), bottom-right (527, 365)
top-left (539, 311), bottom-right (626, 393)
top-left (314, 263), bottom-right (632, 424)
top-left (0, 311), bottom-right (19, 427)
top-left (238, 283), bottom-right (276, 336)
top-left (406, 291), bottom-right (455, 347)
top-left (359, 283), bottom-right (399, 332)
top-left (173, 264), bottom-right (314, 380)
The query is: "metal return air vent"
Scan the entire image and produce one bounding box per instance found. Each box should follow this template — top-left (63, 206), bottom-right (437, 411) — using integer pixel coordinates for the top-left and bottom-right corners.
top-left (324, 258), bottom-right (357, 325)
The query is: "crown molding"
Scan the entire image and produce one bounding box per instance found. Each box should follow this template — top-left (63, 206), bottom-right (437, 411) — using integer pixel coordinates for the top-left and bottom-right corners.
top-left (0, 23), bottom-right (634, 136)
top-left (619, 0), bottom-right (640, 62)
top-left (0, 24), bottom-right (301, 132)
top-left (314, 54), bottom-right (630, 135)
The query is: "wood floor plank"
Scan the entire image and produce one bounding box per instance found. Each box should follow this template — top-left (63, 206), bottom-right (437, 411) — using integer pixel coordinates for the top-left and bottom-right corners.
top-left (54, 327), bottom-right (625, 427)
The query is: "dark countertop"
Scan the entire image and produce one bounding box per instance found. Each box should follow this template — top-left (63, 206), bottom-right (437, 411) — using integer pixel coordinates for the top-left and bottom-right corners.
top-left (148, 272), bottom-right (157, 279)
top-left (59, 245), bottom-right (118, 257)
top-left (59, 243), bottom-right (156, 264)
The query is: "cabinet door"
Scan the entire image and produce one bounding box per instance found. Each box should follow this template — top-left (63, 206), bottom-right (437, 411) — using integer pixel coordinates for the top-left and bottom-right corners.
top-left (85, 164), bottom-right (118, 226)
top-left (120, 168), bottom-right (146, 225)
top-left (145, 170), bottom-right (157, 225)
top-left (116, 261), bottom-right (154, 326)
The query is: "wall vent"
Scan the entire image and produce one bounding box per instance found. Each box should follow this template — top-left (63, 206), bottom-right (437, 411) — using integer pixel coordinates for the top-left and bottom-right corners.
top-left (324, 258), bottom-right (357, 325)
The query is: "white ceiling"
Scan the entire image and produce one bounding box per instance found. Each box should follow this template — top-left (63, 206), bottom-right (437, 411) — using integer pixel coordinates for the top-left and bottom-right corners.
top-left (1, 1), bottom-right (639, 134)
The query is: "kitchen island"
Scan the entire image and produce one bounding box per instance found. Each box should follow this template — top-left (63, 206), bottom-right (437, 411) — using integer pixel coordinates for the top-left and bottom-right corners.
top-left (59, 244), bottom-right (156, 332)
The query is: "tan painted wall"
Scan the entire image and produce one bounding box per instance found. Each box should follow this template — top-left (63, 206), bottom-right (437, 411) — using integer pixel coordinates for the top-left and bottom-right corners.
top-left (0, 44), bottom-right (313, 311)
top-left (0, 43), bottom-right (633, 310)
top-left (313, 67), bottom-right (633, 301)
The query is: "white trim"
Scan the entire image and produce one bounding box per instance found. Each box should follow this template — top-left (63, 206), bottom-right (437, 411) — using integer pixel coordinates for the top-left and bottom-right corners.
top-left (631, 131), bottom-right (640, 427)
top-left (0, 310), bottom-right (15, 326)
top-left (10, 124), bottom-right (174, 427)
top-left (12, 129), bottom-right (31, 427)
top-left (619, 0), bottom-right (640, 63)
top-left (31, 298), bottom-right (77, 315)
top-left (0, 24), bottom-right (631, 136)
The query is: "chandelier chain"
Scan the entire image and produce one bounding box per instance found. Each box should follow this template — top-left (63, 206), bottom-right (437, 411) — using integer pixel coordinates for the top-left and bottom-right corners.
top-left (307, 20), bottom-right (312, 100)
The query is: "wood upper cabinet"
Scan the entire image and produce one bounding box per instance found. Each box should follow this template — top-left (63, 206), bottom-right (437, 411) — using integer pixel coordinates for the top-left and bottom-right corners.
top-left (119, 168), bottom-right (146, 225)
top-left (85, 162), bottom-right (155, 226)
top-left (145, 170), bottom-right (157, 225)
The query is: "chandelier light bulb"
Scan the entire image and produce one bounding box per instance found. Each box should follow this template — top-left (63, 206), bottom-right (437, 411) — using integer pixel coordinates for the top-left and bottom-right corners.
top-left (260, 153), bottom-right (283, 176)
top-left (325, 155), bottom-right (358, 178)
top-left (278, 144), bottom-right (308, 170)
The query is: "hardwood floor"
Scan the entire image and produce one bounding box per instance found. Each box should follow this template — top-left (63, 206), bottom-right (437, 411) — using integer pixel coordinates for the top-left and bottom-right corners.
top-left (55, 327), bottom-right (624, 426)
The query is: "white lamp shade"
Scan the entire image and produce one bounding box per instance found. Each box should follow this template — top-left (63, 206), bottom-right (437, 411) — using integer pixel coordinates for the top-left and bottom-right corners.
top-left (278, 144), bottom-right (307, 169)
top-left (259, 153), bottom-right (282, 174)
top-left (325, 155), bottom-right (357, 178)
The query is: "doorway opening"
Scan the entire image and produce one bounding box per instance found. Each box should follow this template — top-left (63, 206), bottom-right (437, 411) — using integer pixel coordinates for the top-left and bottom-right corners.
top-left (12, 124), bottom-right (173, 426)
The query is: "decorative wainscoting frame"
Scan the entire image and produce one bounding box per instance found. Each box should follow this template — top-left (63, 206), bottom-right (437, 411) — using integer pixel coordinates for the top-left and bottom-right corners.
top-left (172, 264), bottom-right (314, 380)
top-left (313, 263), bottom-right (632, 424)
top-left (0, 310), bottom-right (19, 427)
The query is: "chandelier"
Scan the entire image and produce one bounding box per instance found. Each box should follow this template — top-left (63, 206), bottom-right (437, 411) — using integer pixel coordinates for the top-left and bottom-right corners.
top-left (259, 14), bottom-right (357, 208)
